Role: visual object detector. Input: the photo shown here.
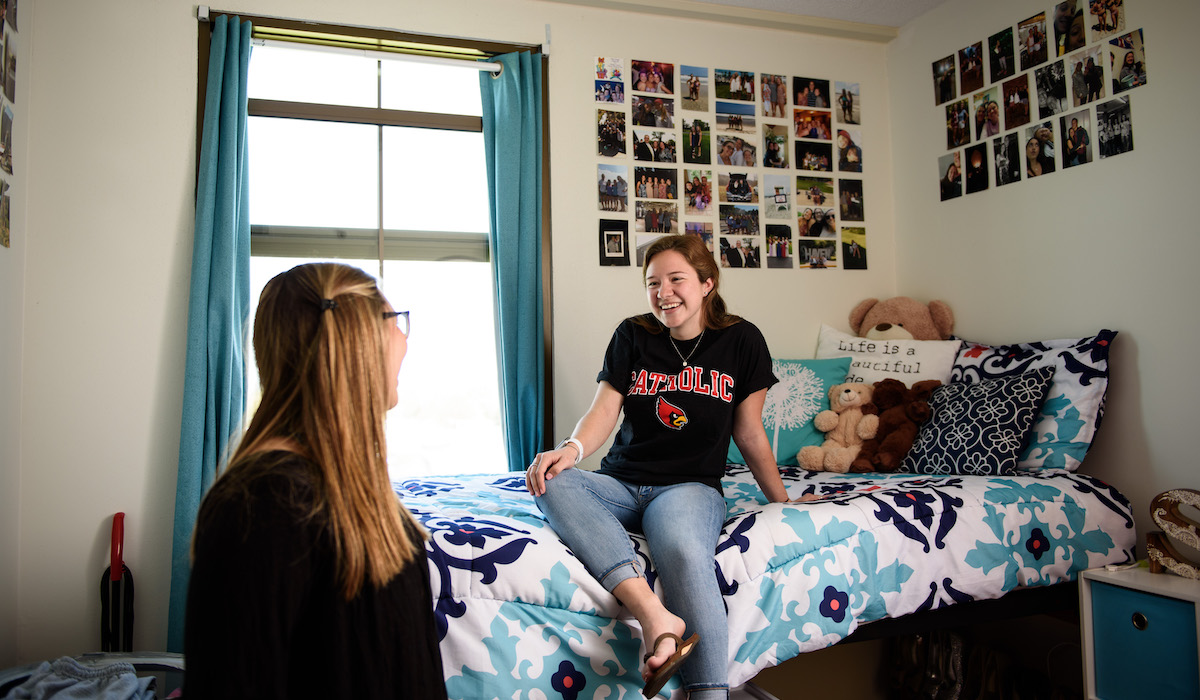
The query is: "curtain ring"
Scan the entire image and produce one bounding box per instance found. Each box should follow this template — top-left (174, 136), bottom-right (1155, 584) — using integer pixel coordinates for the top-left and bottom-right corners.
top-left (490, 62), bottom-right (504, 79)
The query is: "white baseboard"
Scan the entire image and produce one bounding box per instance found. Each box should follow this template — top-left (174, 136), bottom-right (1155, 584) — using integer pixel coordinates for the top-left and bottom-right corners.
top-left (732, 682), bottom-right (781, 700)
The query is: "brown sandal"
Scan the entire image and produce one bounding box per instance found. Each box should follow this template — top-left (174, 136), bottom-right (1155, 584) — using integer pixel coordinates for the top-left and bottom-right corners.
top-left (642, 632), bottom-right (700, 698)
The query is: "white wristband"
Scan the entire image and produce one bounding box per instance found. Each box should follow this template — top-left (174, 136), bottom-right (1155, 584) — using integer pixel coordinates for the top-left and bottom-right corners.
top-left (557, 437), bottom-right (584, 465)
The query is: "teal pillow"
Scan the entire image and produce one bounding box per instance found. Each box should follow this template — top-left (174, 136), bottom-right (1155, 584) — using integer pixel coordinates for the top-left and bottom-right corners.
top-left (727, 356), bottom-right (852, 466)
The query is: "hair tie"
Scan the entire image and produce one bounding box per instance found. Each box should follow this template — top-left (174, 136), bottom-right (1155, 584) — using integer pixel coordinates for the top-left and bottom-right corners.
top-left (320, 298), bottom-right (337, 311)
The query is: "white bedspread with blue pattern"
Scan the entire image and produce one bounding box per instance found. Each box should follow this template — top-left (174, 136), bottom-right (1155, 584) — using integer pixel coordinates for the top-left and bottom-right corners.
top-left (395, 465), bottom-right (1135, 699)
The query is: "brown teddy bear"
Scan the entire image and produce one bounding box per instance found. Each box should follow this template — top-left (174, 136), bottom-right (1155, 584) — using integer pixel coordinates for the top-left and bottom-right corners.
top-left (851, 378), bottom-right (942, 473)
top-left (798, 383), bottom-right (879, 473)
top-left (849, 297), bottom-right (955, 341)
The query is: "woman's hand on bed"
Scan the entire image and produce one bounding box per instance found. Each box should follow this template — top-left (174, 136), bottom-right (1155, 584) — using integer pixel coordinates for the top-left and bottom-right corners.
top-left (788, 493), bottom-right (823, 503)
top-left (525, 448), bottom-right (576, 497)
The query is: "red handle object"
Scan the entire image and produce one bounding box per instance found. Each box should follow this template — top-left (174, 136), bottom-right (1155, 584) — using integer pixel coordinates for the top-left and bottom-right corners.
top-left (110, 513), bottom-right (124, 582)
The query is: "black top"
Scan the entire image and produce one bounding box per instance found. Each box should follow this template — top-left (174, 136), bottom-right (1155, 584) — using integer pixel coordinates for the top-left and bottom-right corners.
top-left (597, 315), bottom-right (777, 491)
top-left (184, 453), bottom-right (447, 700)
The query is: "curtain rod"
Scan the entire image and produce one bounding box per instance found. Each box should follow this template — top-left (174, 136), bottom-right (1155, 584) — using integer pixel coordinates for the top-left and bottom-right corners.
top-left (250, 37), bottom-right (503, 73)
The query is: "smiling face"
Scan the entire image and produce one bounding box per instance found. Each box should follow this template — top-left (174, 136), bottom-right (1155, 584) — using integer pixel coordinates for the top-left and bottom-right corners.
top-left (645, 249), bottom-right (713, 339)
top-left (382, 304), bottom-right (408, 410)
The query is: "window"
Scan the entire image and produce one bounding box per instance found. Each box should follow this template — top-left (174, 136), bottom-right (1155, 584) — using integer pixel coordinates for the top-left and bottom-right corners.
top-left (244, 35), bottom-right (512, 479)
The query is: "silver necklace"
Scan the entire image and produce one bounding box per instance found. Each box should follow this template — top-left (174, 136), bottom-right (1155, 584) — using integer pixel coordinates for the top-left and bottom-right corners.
top-left (668, 328), bottom-right (705, 367)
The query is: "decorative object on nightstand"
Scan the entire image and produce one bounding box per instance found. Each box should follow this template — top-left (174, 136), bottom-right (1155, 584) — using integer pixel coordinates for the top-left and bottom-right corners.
top-left (1147, 488), bottom-right (1200, 579)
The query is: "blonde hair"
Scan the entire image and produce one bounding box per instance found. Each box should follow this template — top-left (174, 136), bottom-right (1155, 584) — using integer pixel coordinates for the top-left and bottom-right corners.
top-left (220, 262), bottom-right (421, 599)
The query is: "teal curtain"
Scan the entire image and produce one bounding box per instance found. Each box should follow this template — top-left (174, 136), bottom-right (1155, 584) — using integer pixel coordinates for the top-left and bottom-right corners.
top-left (480, 52), bottom-right (545, 472)
top-left (167, 14), bottom-right (252, 652)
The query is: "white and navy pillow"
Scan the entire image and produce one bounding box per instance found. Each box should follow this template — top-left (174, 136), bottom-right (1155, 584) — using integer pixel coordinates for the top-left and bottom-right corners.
top-left (902, 366), bottom-right (1055, 476)
top-left (951, 330), bottom-right (1115, 472)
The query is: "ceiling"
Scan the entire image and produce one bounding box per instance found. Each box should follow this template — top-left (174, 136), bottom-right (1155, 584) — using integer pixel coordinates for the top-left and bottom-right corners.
top-left (692, 0), bottom-right (953, 28)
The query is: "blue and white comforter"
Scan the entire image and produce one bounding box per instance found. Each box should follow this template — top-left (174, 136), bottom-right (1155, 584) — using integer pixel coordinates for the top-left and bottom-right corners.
top-left (395, 465), bottom-right (1135, 699)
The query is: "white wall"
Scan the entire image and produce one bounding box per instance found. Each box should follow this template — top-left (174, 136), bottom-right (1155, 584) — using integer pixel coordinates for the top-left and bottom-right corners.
top-left (13, 0), bottom-right (897, 662)
top-left (886, 0), bottom-right (1199, 542)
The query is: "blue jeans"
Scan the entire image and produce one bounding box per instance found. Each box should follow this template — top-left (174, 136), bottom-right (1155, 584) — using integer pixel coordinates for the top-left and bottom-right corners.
top-left (535, 468), bottom-right (729, 699)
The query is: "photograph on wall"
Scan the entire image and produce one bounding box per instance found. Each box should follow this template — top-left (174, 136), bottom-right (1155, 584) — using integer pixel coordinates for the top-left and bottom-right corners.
top-left (719, 236), bottom-right (761, 268)
top-left (1061, 109), bottom-right (1092, 168)
top-left (1053, 0), bottom-right (1086, 57)
top-left (716, 100), bottom-right (755, 134)
top-left (796, 175), bottom-right (832, 207)
top-left (763, 174), bottom-right (792, 220)
top-left (1088, 0), bottom-right (1124, 41)
top-left (932, 54), bottom-right (957, 105)
top-left (1035, 60), bottom-right (1067, 119)
top-left (598, 219), bottom-right (629, 266)
top-left (1018, 12), bottom-right (1049, 71)
top-left (836, 129), bottom-right (863, 172)
top-left (596, 56), bottom-right (624, 81)
top-left (794, 77), bottom-right (831, 109)
top-left (635, 201), bottom-right (678, 234)
top-left (938, 151), bottom-right (962, 201)
top-left (964, 143), bottom-right (989, 194)
top-left (838, 179), bottom-right (864, 222)
top-left (631, 60), bottom-right (675, 95)
top-left (597, 109), bottom-right (626, 157)
top-left (1002, 74), bottom-right (1031, 130)
top-left (795, 141), bottom-right (832, 172)
top-left (945, 98), bottom-right (970, 149)
top-left (595, 80), bottom-right (624, 104)
top-left (1097, 96), bottom-right (1133, 158)
top-left (636, 234), bottom-right (668, 267)
top-left (597, 163), bottom-right (628, 212)
top-left (798, 207), bottom-right (836, 238)
top-left (1025, 121), bottom-right (1057, 177)
top-left (633, 129), bottom-right (677, 163)
top-left (973, 87), bottom-right (1001, 141)
top-left (993, 132), bottom-right (1021, 186)
top-left (0, 105), bottom-right (11, 175)
top-left (681, 65), bottom-right (709, 111)
top-left (631, 96), bottom-right (674, 128)
top-left (762, 124), bottom-right (788, 168)
top-left (842, 227), bottom-right (867, 270)
top-left (793, 109), bottom-right (832, 140)
top-left (798, 239), bottom-right (838, 269)
top-left (684, 169), bottom-right (713, 215)
top-left (762, 74), bottom-right (788, 119)
top-left (719, 172), bottom-right (758, 204)
top-left (1068, 46), bottom-right (1105, 107)
top-left (683, 118), bottom-right (711, 164)
top-left (684, 221), bottom-right (714, 252)
top-left (958, 43), bottom-right (984, 95)
top-left (8, 0), bottom-right (16, 33)
top-left (1110, 29), bottom-right (1147, 94)
top-left (716, 134), bottom-right (756, 167)
top-left (719, 203), bottom-right (759, 238)
top-left (834, 81), bottom-right (860, 124)
top-left (765, 224), bottom-right (793, 269)
top-left (988, 27), bottom-right (1016, 83)
top-left (634, 166), bottom-right (678, 199)
top-left (715, 69), bottom-right (755, 101)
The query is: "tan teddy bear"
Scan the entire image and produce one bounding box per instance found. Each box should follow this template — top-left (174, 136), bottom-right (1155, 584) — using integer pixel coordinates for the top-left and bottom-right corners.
top-left (798, 383), bottom-right (879, 473)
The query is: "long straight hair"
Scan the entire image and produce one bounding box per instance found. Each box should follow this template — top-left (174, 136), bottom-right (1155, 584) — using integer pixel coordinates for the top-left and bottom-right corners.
top-left (218, 263), bottom-right (421, 599)
top-left (633, 234), bottom-right (740, 333)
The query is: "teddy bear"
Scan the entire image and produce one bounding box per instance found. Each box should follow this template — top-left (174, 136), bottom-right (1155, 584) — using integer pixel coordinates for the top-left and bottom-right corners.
top-left (798, 383), bottom-right (879, 473)
top-left (851, 378), bottom-right (942, 473)
top-left (849, 296), bottom-right (955, 341)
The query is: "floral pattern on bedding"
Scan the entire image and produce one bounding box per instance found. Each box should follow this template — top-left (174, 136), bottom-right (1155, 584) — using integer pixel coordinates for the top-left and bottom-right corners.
top-left (395, 466), bottom-right (1135, 699)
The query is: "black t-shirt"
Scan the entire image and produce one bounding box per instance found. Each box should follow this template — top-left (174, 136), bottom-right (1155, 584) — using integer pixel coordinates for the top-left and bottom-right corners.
top-left (185, 453), bottom-right (448, 700)
top-left (597, 315), bottom-right (777, 491)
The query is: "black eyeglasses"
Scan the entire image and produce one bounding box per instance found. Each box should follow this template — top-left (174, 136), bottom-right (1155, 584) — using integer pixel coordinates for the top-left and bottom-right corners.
top-left (382, 310), bottom-right (409, 337)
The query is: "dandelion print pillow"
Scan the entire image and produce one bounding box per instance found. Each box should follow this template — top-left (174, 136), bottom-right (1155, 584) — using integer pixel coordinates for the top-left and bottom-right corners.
top-left (727, 357), bottom-right (852, 467)
top-left (902, 366), bottom-right (1055, 476)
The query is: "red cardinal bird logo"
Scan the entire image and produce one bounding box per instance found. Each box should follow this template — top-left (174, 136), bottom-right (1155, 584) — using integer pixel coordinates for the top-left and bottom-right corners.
top-left (656, 396), bottom-right (688, 430)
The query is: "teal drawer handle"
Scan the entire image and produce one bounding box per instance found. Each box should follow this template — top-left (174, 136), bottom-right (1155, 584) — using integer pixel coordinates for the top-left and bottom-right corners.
top-left (1132, 612), bottom-right (1148, 631)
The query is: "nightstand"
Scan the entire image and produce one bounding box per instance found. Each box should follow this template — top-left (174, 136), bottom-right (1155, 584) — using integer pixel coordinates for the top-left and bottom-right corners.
top-left (1080, 564), bottom-right (1200, 700)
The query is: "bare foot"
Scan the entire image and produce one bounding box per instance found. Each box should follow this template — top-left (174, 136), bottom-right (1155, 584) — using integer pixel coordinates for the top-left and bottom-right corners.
top-left (640, 611), bottom-right (688, 682)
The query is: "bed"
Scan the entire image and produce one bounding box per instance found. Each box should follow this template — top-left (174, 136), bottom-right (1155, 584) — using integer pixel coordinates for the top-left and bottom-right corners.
top-left (395, 464), bottom-right (1136, 699)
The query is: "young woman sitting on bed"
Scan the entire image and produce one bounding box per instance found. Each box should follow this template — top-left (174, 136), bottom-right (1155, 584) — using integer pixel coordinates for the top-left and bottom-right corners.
top-left (185, 263), bottom-right (447, 699)
top-left (527, 235), bottom-right (809, 699)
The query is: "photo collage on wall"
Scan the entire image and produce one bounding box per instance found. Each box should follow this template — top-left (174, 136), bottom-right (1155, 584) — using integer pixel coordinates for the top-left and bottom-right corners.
top-left (931, 0), bottom-right (1145, 202)
top-left (595, 55), bottom-right (868, 271)
top-left (0, 0), bottom-right (16, 248)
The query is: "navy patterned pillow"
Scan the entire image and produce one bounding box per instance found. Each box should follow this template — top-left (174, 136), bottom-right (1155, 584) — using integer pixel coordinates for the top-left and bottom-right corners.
top-left (951, 330), bottom-right (1116, 472)
top-left (901, 366), bottom-right (1055, 476)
